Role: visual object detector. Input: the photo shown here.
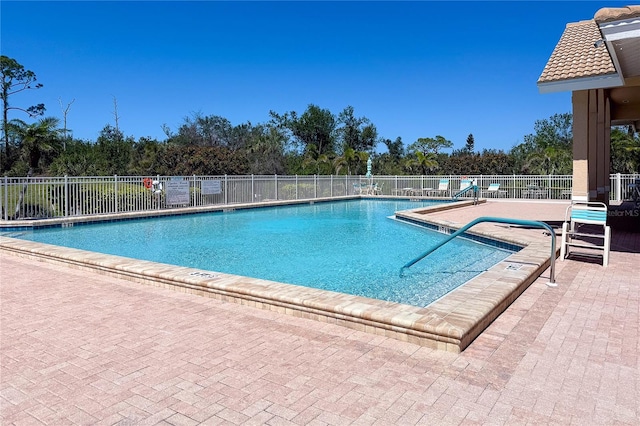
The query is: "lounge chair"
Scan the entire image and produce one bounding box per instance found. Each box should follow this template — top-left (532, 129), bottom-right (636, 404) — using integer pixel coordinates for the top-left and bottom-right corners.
top-left (560, 201), bottom-right (611, 266)
top-left (522, 184), bottom-right (546, 199)
top-left (353, 182), bottom-right (362, 195)
top-left (452, 179), bottom-right (478, 199)
top-left (483, 183), bottom-right (505, 198)
top-left (428, 179), bottom-right (449, 196)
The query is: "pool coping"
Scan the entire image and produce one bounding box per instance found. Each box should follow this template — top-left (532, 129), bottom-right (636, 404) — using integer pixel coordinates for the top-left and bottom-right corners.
top-left (0, 197), bottom-right (555, 353)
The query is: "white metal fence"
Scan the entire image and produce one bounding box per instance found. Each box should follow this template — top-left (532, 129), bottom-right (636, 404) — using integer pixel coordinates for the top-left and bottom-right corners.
top-left (1, 173), bottom-right (639, 221)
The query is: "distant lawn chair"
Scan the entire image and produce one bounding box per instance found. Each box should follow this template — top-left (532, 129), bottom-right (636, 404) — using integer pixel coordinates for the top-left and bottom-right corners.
top-left (452, 179), bottom-right (477, 199)
top-left (483, 183), bottom-right (506, 198)
top-left (353, 182), bottom-right (363, 195)
top-left (560, 201), bottom-right (611, 266)
top-left (522, 184), bottom-right (546, 199)
top-left (429, 179), bottom-right (449, 196)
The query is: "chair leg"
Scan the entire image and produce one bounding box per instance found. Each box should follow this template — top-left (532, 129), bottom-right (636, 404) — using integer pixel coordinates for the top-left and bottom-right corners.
top-left (603, 226), bottom-right (611, 267)
top-left (560, 222), bottom-right (569, 261)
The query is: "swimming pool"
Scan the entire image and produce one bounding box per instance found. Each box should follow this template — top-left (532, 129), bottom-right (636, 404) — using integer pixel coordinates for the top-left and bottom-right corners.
top-left (8, 199), bottom-right (514, 307)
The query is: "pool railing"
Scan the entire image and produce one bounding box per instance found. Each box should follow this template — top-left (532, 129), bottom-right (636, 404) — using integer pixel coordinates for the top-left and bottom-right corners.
top-left (400, 216), bottom-right (557, 286)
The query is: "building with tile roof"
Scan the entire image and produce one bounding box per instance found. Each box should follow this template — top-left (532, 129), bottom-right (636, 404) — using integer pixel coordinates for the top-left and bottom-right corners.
top-left (538, 5), bottom-right (640, 203)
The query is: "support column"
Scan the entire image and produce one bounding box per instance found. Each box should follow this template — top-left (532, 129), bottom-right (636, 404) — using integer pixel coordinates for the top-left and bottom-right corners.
top-left (571, 89), bottom-right (611, 203)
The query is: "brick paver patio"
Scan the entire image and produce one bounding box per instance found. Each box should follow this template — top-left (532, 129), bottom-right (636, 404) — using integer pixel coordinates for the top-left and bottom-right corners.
top-left (1, 200), bottom-right (638, 425)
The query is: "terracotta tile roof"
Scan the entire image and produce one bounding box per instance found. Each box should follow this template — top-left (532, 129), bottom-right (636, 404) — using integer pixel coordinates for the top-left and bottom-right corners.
top-left (595, 5), bottom-right (640, 23)
top-left (537, 19), bottom-right (616, 84)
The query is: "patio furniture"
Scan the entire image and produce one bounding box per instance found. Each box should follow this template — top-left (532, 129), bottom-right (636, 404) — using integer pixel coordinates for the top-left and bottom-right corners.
top-left (522, 184), bottom-right (546, 199)
top-left (452, 179), bottom-right (478, 200)
top-left (397, 187), bottom-right (416, 196)
top-left (482, 183), bottom-right (506, 198)
top-left (452, 179), bottom-right (474, 197)
top-left (362, 183), bottom-right (381, 195)
top-left (560, 201), bottom-right (611, 266)
top-left (459, 179), bottom-right (472, 191)
top-left (428, 179), bottom-right (449, 196)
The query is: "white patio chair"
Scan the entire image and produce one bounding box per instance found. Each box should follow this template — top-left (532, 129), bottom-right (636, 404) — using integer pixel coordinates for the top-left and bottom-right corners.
top-left (560, 201), bottom-right (611, 266)
top-left (482, 183), bottom-right (505, 198)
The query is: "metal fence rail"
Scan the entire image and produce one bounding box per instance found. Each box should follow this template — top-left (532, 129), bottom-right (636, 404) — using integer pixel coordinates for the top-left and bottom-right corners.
top-left (1, 173), bottom-right (639, 221)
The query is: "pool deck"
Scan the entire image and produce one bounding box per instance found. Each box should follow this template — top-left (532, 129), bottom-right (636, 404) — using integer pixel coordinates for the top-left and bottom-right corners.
top-left (2, 200), bottom-right (639, 424)
top-left (0, 198), bottom-right (560, 353)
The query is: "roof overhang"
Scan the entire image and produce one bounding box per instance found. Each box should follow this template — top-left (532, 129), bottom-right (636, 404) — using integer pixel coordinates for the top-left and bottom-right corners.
top-left (599, 16), bottom-right (640, 90)
top-left (538, 74), bottom-right (623, 94)
top-left (537, 6), bottom-right (640, 94)
top-left (598, 14), bottom-right (640, 41)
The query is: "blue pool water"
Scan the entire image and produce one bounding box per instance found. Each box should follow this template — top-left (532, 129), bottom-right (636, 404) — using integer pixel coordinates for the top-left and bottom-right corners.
top-left (10, 200), bottom-right (515, 307)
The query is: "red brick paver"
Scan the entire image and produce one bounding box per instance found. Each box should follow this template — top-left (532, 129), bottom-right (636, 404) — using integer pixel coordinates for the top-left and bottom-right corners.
top-left (1, 201), bottom-right (639, 425)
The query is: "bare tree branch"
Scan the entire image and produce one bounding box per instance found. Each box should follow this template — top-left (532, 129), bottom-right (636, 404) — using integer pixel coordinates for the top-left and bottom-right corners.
top-left (59, 97), bottom-right (75, 149)
top-left (112, 96), bottom-right (120, 133)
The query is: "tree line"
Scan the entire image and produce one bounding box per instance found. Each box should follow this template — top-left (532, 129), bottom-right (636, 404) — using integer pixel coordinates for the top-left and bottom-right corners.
top-left (2, 56), bottom-right (639, 178)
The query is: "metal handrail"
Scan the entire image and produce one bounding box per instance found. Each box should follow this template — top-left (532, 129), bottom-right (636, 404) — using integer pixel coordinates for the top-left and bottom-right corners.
top-left (452, 184), bottom-right (479, 204)
top-left (399, 216), bottom-right (557, 287)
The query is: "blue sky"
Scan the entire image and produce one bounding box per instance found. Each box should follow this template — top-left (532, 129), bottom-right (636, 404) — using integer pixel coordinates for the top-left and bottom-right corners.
top-left (2, 1), bottom-right (629, 153)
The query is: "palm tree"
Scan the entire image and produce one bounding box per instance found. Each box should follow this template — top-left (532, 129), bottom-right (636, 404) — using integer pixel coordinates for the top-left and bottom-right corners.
top-left (302, 144), bottom-right (330, 175)
top-left (7, 117), bottom-right (61, 218)
top-left (404, 151), bottom-right (438, 175)
top-left (610, 127), bottom-right (640, 173)
top-left (333, 147), bottom-right (368, 175)
top-left (9, 117), bottom-right (61, 176)
top-left (524, 144), bottom-right (572, 175)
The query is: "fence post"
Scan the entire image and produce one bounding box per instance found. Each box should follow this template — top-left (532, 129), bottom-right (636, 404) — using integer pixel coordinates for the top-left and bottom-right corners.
top-left (224, 174), bottom-right (228, 205)
top-left (275, 174), bottom-right (278, 200)
top-left (330, 175), bottom-right (333, 197)
top-left (616, 173), bottom-right (622, 202)
top-left (251, 174), bottom-right (255, 203)
top-left (156, 174), bottom-right (161, 210)
top-left (193, 175), bottom-right (196, 207)
top-left (295, 175), bottom-right (298, 200)
top-left (2, 176), bottom-right (7, 221)
top-left (64, 175), bottom-right (69, 217)
top-left (569, 174), bottom-right (573, 198)
top-left (114, 175), bottom-right (118, 213)
top-left (314, 175), bottom-right (317, 199)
